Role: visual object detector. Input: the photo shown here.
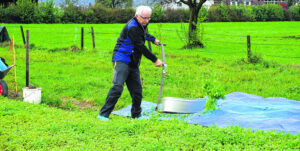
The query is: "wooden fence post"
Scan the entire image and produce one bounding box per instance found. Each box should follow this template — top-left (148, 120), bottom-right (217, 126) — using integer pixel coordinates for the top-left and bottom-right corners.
top-left (91, 27), bottom-right (95, 49)
top-left (20, 26), bottom-right (26, 45)
top-left (247, 35), bottom-right (251, 62)
top-left (81, 27), bottom-right (84, 50)
top-left (26, 30), bottom-right (29, 87)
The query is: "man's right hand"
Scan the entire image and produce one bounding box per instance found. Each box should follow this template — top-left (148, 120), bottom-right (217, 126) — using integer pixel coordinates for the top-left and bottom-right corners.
top-left (154, 59), bottom-right (163, 67)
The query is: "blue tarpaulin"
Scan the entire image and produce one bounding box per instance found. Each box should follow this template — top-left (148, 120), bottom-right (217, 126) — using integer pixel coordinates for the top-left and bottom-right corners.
top-left (112, 92), bottom-right (300, 135)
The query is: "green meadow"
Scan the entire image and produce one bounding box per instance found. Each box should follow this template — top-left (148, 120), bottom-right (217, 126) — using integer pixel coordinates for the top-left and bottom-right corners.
top-left (0, 21), bottom-right (299, 150)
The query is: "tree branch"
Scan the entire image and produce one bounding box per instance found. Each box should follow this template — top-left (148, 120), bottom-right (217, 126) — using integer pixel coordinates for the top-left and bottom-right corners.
top-left (193, 0), bottom-right (196, 4)
top-left (180, 0), bottom-right (190, 5)
top-left (196, 0), bottom-right (207, 10)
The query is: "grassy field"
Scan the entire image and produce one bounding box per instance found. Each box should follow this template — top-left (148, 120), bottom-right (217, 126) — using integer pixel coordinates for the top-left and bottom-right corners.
top-left (0, 22), bottom-right (300, 150)
top-left (1, 97), bottom-right (299, 150)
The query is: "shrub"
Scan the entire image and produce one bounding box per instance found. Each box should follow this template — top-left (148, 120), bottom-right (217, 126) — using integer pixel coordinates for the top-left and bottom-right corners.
top-left (81, 9), bottom-right (97, 23)
top-left (283, 9), bottom-right (292, 21)
top-left (288, 4), bottom-right (300, 21)
top-left (91, 3), bottom-right (134, 23)
top-left (113, 8), bottom-right (135, 23)
top-left (0, 6), bottom-right (4, 22)
top-left (208, 4), bottom-right (231, 22)
top-left (151, 3), bottom-right (165, 23)
top-left (16, 0), bottom-right (39, 23)
top-left (278, 2), bottom-right (288, 10)
top-left (252, 5), bottom-right (268, 21)
top-left (230, 5), bottom-right (254, 22)
top-left (164, 8), bottom-right (189, 22)
top-left (208, 5), bottom-right (220, 22)
top-left (61, 3), bottom-right (82, 23)
top-left (3, 5), bottom-right (21, 23)
top-left (91, 3), bottom-right (113, 23)
top-left (265, 4), bottom-right (284, 21)
top-left (38, 0), bottom-right (59, 23)
top-left (198, 7), bottom-right (208, 21)
top-left (252, 4), bottom-right (284, 21)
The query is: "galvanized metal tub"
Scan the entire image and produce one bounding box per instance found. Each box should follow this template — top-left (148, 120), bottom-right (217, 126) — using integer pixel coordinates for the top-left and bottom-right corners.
top-left (162, 97), bottom-right (205, 113)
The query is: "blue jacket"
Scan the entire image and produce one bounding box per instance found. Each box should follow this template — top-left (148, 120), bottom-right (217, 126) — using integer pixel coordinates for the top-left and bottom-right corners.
top-left (112, 17), bottom-right (157, 67)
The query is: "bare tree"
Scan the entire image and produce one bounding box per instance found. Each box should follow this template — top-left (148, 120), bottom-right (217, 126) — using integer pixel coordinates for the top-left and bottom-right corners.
top-left (163, 0), bottom-right (206, 48)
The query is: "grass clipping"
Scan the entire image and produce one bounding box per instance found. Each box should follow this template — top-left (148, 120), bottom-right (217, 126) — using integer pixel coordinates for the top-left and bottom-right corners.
top-left (203, 80), bottom-right (226, 113)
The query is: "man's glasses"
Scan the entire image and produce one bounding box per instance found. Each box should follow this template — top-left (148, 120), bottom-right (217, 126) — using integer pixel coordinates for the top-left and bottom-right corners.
top-left (139, 15), bottom-right (151, 20)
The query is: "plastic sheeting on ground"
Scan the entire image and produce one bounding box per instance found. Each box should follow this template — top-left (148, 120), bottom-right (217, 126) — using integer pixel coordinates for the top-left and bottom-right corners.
top-left (112, 92), bottom-right (300, 135)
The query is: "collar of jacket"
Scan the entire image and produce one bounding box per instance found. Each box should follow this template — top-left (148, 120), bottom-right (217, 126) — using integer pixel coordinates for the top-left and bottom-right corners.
top-left (133, 16), bottom-right (148, 32)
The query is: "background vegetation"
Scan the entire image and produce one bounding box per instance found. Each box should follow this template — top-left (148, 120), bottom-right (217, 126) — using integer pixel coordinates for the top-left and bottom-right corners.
top-left (0, 0), bottom-right (299, 23)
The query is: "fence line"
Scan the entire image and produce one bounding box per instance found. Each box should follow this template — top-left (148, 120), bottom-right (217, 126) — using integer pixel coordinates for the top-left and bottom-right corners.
top-left (205, 39), bottom-right (246, 45)
top-left (5, 25), bottom-right (299, 39)
top-left (2, 25), bottom-right (299, 59)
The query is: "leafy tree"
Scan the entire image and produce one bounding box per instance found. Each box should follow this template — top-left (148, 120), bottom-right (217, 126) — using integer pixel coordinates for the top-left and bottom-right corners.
top-left (95, 0), bottom-right (133, 8)
top-left (136, 0), bottom-right (162, 6)
top-left (287, 0), bottom-right (299, 7)
top-left (16, 0), bottom-right (38, 23)
top-left (62, 0), bottom-right (78, 6)
top-left (163, 0), bottom-right (206, 48)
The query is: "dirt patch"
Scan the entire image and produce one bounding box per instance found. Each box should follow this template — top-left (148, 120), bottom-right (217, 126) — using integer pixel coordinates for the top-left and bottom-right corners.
top-left (48, 45), bottom-right (80, 52)
top-left (7, 91), bottom-right (22, 100)
top-left (288, 64), bottom-right (300, 69)
top-left (61, 97), bottom-right (98, 111)
top-left (72, 100), bottom-right (98, 110)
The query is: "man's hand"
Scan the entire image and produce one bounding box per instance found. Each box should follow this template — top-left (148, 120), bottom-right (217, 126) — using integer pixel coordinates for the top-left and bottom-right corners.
top-left (154, 39), bottom-right (160, 46)
top-left (154, 59), bottom-right (163, 67)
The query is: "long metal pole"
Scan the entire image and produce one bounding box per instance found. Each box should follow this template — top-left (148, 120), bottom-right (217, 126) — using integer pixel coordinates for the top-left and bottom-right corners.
top-left (155, 44), bottom-right (167, 111)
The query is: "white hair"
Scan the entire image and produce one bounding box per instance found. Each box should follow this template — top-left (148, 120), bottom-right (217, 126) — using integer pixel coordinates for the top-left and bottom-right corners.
top-left (135, 6), bottom-right (152, 16)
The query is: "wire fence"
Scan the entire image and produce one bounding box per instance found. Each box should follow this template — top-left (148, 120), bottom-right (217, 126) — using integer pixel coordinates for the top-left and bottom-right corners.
top-left (2, 25), bottom-right (300, 61)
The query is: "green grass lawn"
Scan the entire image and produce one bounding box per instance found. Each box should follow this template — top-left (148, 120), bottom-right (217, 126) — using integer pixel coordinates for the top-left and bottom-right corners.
top-left (1, 97), bottom-right (299, 150)
top-left (0, 22), bottom-right (299, 150)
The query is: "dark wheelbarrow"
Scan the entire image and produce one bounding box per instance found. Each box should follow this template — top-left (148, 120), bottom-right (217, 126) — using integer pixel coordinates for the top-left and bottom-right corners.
top-left (0, 57), bottom-right (14, 97)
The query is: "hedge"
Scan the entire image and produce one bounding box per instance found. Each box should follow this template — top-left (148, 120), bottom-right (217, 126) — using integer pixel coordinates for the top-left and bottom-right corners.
top-left (0, 0), bottom-right (299, 23)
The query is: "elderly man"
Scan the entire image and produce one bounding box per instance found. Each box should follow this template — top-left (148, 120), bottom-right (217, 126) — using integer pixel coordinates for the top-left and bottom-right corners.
top-left (97, 6), bottom-right (163, 121)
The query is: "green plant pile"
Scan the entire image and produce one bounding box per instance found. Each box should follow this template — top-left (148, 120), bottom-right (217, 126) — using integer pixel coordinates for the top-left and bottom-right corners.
top-left (203, 78), bottom-right (226, 113)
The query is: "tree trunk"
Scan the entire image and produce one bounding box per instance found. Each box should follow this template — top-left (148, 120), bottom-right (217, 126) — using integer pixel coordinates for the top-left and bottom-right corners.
top-left (188, 7), bottom-right (204, 48)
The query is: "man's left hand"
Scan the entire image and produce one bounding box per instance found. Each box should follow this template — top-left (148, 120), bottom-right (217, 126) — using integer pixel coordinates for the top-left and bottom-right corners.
top-left (154, 39), bottom-right (160, 45)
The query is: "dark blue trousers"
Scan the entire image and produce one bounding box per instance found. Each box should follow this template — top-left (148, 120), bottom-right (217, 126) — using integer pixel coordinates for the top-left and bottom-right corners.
top-left (99, 61), bottom-right (142, 118)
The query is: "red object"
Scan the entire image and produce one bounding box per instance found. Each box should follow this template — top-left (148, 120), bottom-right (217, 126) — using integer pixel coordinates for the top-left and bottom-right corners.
top-left (0, 84), bottom-right (3, 95)
top-left (278, 2), bottom-right (287, 10)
